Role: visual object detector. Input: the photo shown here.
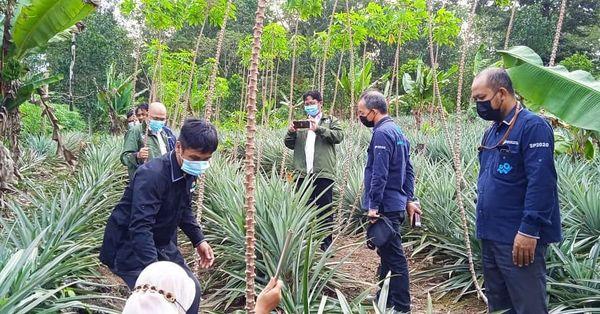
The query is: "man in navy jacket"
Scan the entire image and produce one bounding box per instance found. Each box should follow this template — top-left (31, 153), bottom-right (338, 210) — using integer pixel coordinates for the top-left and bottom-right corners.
top-left (472, 68), bottom-right (562, 313)
top-left (100, 118), bottom-right (217, 314)
top-left (358, 90), bottom-right (421, 312)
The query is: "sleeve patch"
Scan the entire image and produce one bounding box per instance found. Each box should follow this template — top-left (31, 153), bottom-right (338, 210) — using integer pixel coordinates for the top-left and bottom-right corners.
top-left (529, 142), bottom-right (550, 148)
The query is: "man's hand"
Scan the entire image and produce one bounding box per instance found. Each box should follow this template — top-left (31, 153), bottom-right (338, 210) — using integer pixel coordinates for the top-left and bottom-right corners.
top-left (308, 117), bottom-right (318, 132)
top-left (367, 209), bottom-right (380, 224)
top-left (255, 277), bottom-right (283, 314)
top-left (196, 241), bottom-right (215, 269)
top-left (512, 233), bottom-right (537, 267)
top-left (288, 123), bottom-right (297, 133)
top-left (137, 147), bottom-right (149, 160)
top-left (406, 202), bottom-right (422, 226)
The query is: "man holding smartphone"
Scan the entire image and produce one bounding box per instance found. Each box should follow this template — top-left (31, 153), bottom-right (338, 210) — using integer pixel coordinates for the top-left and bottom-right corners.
top-left (284, 91), bottom-right (344, 251)
top-left (357, 90), bottom-right (420, 313)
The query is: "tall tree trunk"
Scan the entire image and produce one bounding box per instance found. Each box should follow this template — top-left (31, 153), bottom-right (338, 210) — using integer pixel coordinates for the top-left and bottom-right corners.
top-left (549, 0), bottom-right (568, 66)
top-left (183, 15), bottom-right (209, 119)
top-left (329, 52), bottom-right (344, 116)
top-left (244, 0), bottom-right (268, 311)
top-left (427, 0), bottom-right (488, 304)
top-left (1, 0), bottom-right (16, 96)
top-left (273, 58), bottom-right (280, 107)
top-left (203, 0), bottom-right (233, 121)
top-left (279, 18), bottom-right (299, 177)
top-left (196, 0), bottom-right (233, 228)
top-left (391, 32), bottom-right (402, 117)
top-left (68, 32), bottom-right (77, 111)
top-left (345, 0), bottom-right (356, 121)
top-left (319, 0), bottom-right (341, 98)
top-left (131, 44), bottom-right (141, 106)
top-left (311, 57), bottom-right (319, 89)
top-left (149, 36), bottom-right (163, 103)
top-left (361, 41), bottom-right (368, 70)
top-left (503, 1), bottom-right (517, 50)
top-left (38, 92), bottom-right (77, 167)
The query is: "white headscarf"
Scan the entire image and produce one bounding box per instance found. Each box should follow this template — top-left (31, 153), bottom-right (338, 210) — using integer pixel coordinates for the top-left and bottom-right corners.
top-left (122, 261), bottom-right (196, 314)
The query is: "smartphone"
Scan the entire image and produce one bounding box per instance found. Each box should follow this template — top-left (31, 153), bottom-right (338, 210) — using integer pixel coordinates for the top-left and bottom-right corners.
top-left (274, 230), bottom-right (293, 279)
top-left (293, 120), bottom-right (311, 129)
top-left (411, 202), bottom-right (422, 228)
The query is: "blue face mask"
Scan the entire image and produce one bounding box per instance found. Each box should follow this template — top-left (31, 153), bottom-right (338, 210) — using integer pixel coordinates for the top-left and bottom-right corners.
top-left (181, 159), bottom-right (210, 177)
top-left (304, 104), bottom-right (319, 117)
top-left (149, 120), bottom-right (165, 133)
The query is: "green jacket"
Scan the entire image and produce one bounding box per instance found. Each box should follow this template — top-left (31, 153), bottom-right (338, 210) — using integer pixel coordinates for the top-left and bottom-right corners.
top-left (120, 123), bottom-right (177, 178)
top-left (284, 115), bottom-right (344, 181)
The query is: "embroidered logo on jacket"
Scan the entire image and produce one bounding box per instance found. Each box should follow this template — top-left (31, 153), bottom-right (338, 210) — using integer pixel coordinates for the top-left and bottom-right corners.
top-left (497, 163), bottom-right (513, 174)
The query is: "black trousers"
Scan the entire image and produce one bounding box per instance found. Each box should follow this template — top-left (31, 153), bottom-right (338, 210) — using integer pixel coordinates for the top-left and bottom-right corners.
top-left (376, 211), bottom-right (411, 312)
top-left (297, 177), bottom-right (335, 249)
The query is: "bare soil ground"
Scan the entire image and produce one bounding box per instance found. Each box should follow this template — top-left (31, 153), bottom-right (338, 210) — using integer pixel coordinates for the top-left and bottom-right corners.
top-left (333, 235), bottom-right (487, 314)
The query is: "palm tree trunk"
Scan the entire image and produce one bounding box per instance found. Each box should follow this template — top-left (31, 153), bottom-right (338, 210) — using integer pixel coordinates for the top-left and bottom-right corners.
top-left (273, 58), bottom-right (280, 107)
top-left (311, 57), bottom-right (319, 89)
top-left (503, 1), bottom-right (517, 50)
top-left (392, 32), bottom-right (402, 116)
top-left (279, 18), bottom-right (300, 177)
top-left (203, 0), bottom-right (232, 121)
top-left (427, 0), bottom-right (488, 304)
top-left (183, 15), bottom-right (209, 119)
top-left (549, 0), bottom-right (568, 66)
top-left (131, 44), bottom-right (141, 107)
top-left (196, 0), bottom-right (233, 227)
top-left (149, 37), bottom-right (163, 103)
top-left (319, 0), bottom-right (340, 98)
top-left (243, 0), bottom-right (268, 311)
top-left (345, 0), bottom-right (356, 121)
top-left (329, 52), bottom-right (344, 116)
top-left (68, 32), bottom-right (77, 111)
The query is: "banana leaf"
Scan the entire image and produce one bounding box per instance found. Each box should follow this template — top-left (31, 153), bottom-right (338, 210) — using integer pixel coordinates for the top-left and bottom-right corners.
top-left (498, 46), bottom-right (600, 132)
top-left (10, 0), bottom-right (99, 59)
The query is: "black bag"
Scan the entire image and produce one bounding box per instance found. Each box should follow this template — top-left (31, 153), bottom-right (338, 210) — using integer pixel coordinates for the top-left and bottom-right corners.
top-left (366, 215), bottom-right (397, 250)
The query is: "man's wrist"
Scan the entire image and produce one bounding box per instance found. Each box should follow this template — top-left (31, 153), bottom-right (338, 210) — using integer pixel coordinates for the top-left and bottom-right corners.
top-left (517, 231), bottom-right (540, 240)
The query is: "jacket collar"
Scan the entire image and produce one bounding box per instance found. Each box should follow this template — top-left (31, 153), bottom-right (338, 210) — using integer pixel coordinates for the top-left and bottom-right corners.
top-left (169, 151), bottom-right (185, 182)
top-left (501, 104), bottom-right (518, 126)
top-left (374, 116), bottom-right (392, 130)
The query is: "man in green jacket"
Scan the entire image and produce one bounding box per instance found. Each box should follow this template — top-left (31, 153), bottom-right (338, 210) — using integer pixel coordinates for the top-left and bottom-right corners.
top-left (284, 91), bottom-right (344, 250)
top-left (121, 102), bottom-right (176, 178)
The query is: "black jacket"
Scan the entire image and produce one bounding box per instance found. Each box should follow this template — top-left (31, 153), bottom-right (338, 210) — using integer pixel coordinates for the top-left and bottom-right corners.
top-left (100, 151), bottom-right (204, 275)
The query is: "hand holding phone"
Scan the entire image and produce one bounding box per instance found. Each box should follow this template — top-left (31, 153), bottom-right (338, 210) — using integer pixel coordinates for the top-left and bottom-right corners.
top-left (292, 120), bottom-right (311, 129)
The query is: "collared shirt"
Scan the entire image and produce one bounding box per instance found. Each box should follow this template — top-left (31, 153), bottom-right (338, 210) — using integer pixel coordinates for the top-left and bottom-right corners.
top-left (362, 116), bottom-right (415, 212)
top-left (305, 112), bottom-right (323, 174)
top-left (476, 106), bottom-right (562, 245)
top-left (155, 129), bottom-right (167, 155)
top-left (100, 151), bottom-right (204, 273)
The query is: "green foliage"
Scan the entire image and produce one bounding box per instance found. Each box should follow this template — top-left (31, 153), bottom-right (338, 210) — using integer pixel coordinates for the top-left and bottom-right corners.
top-left (430, 8), bottom-right (461, 47)
top-left (0, 135), bottom-right (125, 313)
top-left (97, 64), bottom-right (138, 116)
top-left (560, 52), bottom-right (595, 74)
top-left (499, 46), bottom-right (600, 132)
top-left (19, 102), bottom-right (86, 135)
top-left (285, 0), bottom-right (323, 21)
top-left (10, 0), bottom-right (98, 59)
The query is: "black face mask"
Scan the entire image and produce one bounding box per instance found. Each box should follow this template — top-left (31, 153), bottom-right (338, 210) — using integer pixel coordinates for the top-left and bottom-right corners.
top-left (476, 92), bottom-right (503, 121)
top-left (359, 110), bottom-right (375, 128)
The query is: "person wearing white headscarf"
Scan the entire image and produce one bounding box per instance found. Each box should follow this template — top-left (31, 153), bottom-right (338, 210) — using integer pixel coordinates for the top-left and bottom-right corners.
top-left (122, 261), bottom-right (196, 314)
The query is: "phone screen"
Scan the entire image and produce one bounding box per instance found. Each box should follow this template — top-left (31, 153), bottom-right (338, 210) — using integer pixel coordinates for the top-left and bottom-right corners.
top-left (293, 120), bottom-right (310, 129)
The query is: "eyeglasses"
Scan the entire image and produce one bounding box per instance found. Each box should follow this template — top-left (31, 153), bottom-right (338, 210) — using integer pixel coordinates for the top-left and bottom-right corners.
top-left (477, 105), bottom-right (523, 152)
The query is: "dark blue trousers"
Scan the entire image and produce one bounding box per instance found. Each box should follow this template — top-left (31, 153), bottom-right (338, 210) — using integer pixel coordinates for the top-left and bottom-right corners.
top-left (114, 262), bottom-right (201, 314)
top-left (376, 211), bottom-right (411, 312)
top-left (482, 240), bottom-right (548, 314)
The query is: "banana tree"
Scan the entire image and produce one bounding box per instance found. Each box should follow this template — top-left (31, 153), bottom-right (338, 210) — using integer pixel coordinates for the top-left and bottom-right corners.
top-left (402, 60), bottom-right (457, 130)
top-left (498, 46), bottom-right (600, 132)
top-left (97, 64), bottom-right (145, 135)
top-left (0, 0), bottom-right (98, 189)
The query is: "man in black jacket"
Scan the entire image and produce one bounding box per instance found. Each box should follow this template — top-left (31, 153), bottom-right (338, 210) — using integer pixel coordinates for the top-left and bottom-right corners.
top-left (100, 118), bottom-right (217, 314)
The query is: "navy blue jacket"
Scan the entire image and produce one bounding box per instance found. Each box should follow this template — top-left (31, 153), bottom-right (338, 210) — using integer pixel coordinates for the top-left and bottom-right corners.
top-left (477, 106), bottom-right (562, 245)
top-left (99, 151), bottom-right (204, 275)
top-left (362, 117), bottom-right (415, 212)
